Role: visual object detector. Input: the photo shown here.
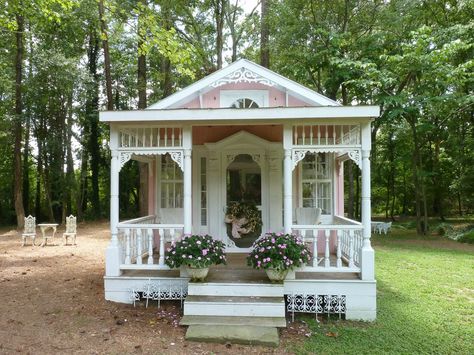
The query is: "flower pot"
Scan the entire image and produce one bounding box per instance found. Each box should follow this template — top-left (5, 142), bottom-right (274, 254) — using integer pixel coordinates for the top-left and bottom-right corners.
top-left (265, 268), bottom-right (289, 282)
top-left (186, 266), bottom-right (210, 282)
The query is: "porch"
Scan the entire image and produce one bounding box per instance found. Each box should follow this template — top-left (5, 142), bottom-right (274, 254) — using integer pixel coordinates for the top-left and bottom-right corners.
top-left (115, 214), bottom-right (364, 274)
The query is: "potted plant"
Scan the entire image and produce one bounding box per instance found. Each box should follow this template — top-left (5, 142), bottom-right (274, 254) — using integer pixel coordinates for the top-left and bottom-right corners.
top-left (247, 232), bottom-right (311, 282)
top-left (165, 234), bottom-right (226, 281)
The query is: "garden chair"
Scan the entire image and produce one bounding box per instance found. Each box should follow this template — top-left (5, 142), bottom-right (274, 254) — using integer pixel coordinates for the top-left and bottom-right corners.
top-left (295, 207), bottom-right (322, 241)
top-left (21, 215), bottom-right (37, 246)
top-left (379, 222), bottom-right (392, 235)
top-left (62, 215), bottom-right (77, 245)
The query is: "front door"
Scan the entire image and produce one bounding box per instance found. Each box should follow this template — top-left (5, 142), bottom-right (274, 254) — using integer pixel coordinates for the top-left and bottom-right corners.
top-left (224, 154), bottom-right (263, 248)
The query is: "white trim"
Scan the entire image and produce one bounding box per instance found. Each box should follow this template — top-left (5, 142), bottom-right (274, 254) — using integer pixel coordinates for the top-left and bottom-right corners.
top-left (146, 59), bottom-right (340, 109)
top-left (100, 106), bottom-right (380, 123)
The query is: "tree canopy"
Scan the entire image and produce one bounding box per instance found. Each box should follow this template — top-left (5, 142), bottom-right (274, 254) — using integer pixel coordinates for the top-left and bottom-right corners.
top-left (0, 0), bottom-right (472, 234)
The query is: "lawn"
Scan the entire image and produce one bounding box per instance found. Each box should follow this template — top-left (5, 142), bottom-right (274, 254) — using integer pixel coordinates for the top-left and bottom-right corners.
top-left (295, 227), bottom-right (474, 355)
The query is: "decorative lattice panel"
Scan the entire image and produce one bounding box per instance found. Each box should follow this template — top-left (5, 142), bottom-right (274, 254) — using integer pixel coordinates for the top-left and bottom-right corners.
top-left (286, 294), bottom-right (346, 321)
top-left (129, 279), bottom-right (188, 308)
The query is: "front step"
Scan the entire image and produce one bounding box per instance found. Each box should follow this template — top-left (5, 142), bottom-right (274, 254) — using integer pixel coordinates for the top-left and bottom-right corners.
top-left (184, 295), bottom-right (285, 317)
top-left (182, 281), bottom-right (286, 346)
top-left (186, 324), bottom-right (279, 347)
top-left (180, 315), bottom-right (287, 328)
top-left (188, 282), bottom-right (284, 297)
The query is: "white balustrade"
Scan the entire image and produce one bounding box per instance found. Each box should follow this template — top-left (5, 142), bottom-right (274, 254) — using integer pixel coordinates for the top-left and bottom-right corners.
top-left (117, 220), bottom-right (184, 270)
top-left (120, 127), bottom-right (183, 148)
top-left (292, 218), bottom-right (363, 272)
top-left (293, 124), bottom-right (361, 146)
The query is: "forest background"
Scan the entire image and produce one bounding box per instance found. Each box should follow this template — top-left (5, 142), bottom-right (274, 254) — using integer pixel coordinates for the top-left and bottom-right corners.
top-left (0, 0), bottom-right (472, 235)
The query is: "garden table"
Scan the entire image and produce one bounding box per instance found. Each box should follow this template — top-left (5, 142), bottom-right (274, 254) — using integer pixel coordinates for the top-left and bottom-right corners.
top-left (38, 223), bottom-right (58, 247)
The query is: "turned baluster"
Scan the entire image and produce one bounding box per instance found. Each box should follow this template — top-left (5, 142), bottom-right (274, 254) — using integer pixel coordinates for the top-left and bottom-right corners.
top-left (125, 229), bottom-right (131, 264)
top-left (136, 229), bottom-right (142, 264)
top-left (158, 228), bottom-right (165, 265)
top-left (324, 229), bottom-right (330, 267)
top-left (147, 228), bottom-right (154, 264)
top-left (349, 229), bottom-right (355, 268)
top-left (336, 230), bottom-right (342, 268)
top-left (312, 230), bottom-right (318, 267)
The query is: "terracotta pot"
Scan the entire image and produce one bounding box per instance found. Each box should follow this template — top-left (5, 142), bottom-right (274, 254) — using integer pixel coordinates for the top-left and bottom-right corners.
top-left (265, 268), bottom-right (289, 282)
top-left (186, 266), bottom-right (210, 282)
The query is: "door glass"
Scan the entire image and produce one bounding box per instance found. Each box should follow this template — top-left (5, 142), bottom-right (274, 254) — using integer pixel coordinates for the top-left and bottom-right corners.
top-left (225, 154), bottom-right (262, 247)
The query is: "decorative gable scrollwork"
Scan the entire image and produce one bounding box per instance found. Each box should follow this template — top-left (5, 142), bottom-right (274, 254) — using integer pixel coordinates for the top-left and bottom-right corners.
top-left (210, 67), bottom-right (276, 88)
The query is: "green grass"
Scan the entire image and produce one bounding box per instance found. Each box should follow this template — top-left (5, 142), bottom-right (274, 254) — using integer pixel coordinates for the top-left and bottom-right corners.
top-left (294, 229), bottom-right (474, 355)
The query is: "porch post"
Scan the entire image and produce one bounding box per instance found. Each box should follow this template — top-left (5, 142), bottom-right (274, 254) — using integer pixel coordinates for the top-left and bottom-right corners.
top-left (360, 122), bottom-right (375, 280)
top-left (283, 149), bottom-right (293, 233)
top-left (106, 127), bottom-right (121, 277)
top-left (183, 126), bottom-right (192, 235)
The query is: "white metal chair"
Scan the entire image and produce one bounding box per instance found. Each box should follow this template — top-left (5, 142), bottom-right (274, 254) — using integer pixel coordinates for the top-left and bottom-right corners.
top-left (295, 207), bottom-right (322, 240)
top-left (21, 215), bottom-right (37, 246)
top-left (378, 222), bottom-right (392, 235)
top-left (62, 215), bottom-right (77, 245)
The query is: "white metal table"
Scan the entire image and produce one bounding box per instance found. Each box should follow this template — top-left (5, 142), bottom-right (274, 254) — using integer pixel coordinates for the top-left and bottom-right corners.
top-left (38, 223), bottom-right (59, 247)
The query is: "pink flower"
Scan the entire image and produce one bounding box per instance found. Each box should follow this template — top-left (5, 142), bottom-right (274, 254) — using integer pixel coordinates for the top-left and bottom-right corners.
top-left (255, 255), bottom-right (259, 258)
top-left (202, 249), bottom-right (208, 256)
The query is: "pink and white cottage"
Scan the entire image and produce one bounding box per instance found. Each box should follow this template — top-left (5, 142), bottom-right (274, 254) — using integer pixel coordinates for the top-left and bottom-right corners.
top-left (99, 59), bottom-right (379, 343)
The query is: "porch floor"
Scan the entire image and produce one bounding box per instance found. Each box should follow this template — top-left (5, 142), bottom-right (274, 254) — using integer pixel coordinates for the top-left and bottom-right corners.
top-left (121, 253), bottom-right (360, 281)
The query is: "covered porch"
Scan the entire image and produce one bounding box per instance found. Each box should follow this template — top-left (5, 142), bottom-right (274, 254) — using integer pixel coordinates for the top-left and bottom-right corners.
top-left (103, 106), bottom-right (376, 281)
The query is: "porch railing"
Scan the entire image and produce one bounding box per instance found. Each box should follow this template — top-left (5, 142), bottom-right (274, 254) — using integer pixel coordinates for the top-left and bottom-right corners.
top-left (117, 216), bottom-right (184, 270)
top-left (292, 216), bottom-right (363, 273)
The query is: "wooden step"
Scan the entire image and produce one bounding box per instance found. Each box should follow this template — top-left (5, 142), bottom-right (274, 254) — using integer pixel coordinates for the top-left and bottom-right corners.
top-left (180, 315), bottom-right (287, 328)
top-left (187, 281), bottom-right (284, 297)
top-left (183, 295), bottom-right (285, 318)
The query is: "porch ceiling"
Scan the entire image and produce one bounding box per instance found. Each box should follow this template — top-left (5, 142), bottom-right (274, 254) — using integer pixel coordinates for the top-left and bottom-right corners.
top-left (99, 106), bottom-right (380, 124)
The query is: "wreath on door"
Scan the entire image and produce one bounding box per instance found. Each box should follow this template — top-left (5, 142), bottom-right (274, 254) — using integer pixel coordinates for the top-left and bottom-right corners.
top-left (225, 201), bottom-right (262, 239)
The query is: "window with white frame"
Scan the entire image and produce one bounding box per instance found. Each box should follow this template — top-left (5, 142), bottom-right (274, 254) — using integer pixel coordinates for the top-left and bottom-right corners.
top-left (301, 153), bottom-right (332, 214)
top-left (160, 154), bottom-right (183, 208)
top-left (220, 90), bottom-right (268, 108)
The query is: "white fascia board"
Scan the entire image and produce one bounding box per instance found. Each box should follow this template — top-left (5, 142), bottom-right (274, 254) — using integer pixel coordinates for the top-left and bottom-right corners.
top-left (100, 106), bottom-right (380, 123)
top-left (147, 59), bottom-right (340, 109)
top-left (147, 60), bottom-right (249, 109)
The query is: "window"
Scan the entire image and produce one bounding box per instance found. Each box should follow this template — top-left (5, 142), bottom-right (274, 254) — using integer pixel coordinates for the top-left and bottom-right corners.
top-left (160, 154), bottom-right (183, 208)
top-left (301, 153), bottom-right (331, 214)
top-left (220, 90), bottom-right (268, 108)
top-left (230, 98), bottom-right (259, 108)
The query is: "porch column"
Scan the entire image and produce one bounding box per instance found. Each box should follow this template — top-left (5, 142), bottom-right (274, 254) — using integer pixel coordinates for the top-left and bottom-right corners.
top-left (183, 126), bottom-right (192, 235)
top-left (283, 149), bottom-right (293, 233)
top-left (106, 128), bottom-right (121, 277)
top-left (360, 122), bottom-right (375, 280)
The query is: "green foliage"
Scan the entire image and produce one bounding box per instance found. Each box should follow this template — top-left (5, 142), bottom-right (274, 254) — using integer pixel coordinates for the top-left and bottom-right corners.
top-left (247, 233), bottom-right (311, 271)
top-left (165, 234), bottom-right (227, 269)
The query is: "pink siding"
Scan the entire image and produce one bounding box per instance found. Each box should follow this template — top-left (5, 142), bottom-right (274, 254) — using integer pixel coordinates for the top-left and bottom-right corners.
top-left (176, 82), bottom-right (314, 108)
top-left (192, 125), bottom-right (283, 145)
top-left (288, 95), bottom-right (311, 107)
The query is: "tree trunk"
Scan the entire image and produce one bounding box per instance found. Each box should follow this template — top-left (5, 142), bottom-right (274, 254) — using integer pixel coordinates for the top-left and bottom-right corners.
top-left (214, 0), bottom-right (225, 69)
top-left (98, 0), bottom-right (114, 110)
top-left (260, 0), bottom-right (270, 68)
top-left (65, 92), bottom-right (75, 217)
top-left (161, 3), bottom-right (173, 98)
top-left (87, 30), bottom-right (101, 218)
top-left (14, 14), bottom-right (25, 228)
top-left (137, 0), bottom-right (148, 216)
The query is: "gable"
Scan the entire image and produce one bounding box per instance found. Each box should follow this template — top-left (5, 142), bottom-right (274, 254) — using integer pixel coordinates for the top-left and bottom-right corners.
top-left (147, 59), bottom-right (340, 110)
